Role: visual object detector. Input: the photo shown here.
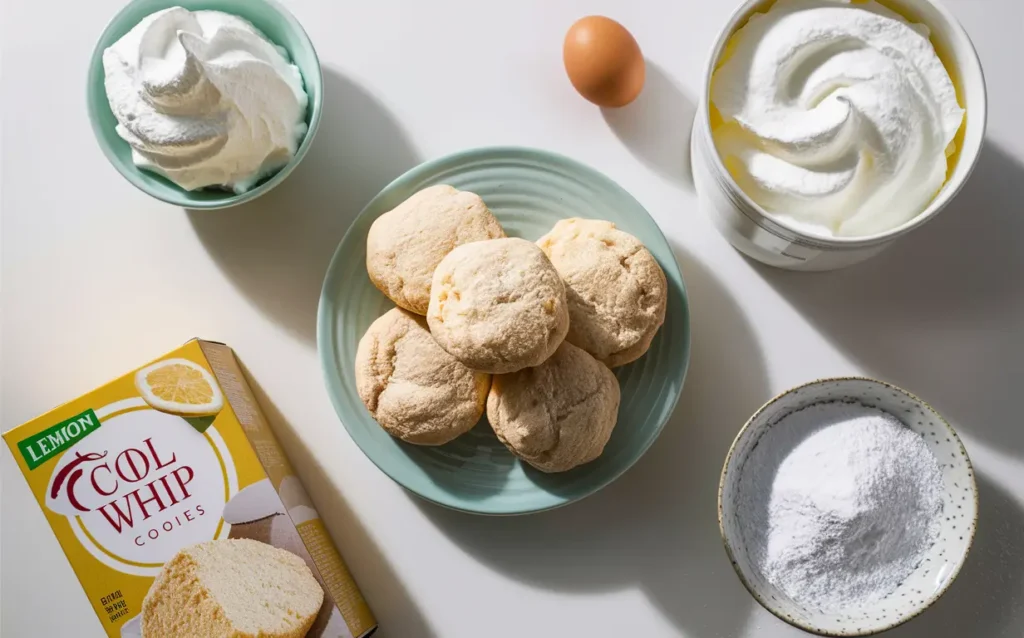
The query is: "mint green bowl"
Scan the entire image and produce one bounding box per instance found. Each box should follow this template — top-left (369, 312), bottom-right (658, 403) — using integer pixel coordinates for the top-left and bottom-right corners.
top-left (318, 147), bottom-right (691, 515)
top-left (86, 0), bottom-right (323, 209)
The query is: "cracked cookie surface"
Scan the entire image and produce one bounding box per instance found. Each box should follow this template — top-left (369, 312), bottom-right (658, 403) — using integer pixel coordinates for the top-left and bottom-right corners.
top-left (355, 308), bottom-right (490, 445)
top-left (538, 218), bottom-right (667, 367)
top-left (487, 341), bottom-right (620, 472)
top-left (366, 184), bottom-right (505, 315)
top-left (428, 237), bottom-right (569, 374)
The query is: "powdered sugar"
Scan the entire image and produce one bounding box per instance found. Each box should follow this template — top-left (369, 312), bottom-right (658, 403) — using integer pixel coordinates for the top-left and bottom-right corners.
top-left (738, 401), bottom-right (944, 612)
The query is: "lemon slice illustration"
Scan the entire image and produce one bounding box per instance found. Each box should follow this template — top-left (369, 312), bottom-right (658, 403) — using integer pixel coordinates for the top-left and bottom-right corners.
top-left (135, 358), bottom-right (225, 416)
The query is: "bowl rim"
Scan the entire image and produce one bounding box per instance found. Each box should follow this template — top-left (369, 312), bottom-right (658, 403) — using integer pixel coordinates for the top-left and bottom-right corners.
top-left (316, 144), bottom-right (692, 516)
top-left (717, 375), bottom-right (979, 636)
top-left (85, 0), bottom-right (325, 210)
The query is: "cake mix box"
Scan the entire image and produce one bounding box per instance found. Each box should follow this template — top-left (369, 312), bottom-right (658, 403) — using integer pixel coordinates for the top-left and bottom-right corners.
top-left (3, 339), bottom-right (377, 638)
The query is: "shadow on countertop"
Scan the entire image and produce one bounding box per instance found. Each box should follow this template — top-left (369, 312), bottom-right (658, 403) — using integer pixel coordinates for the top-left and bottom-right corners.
top-left (602, 60), bottom-right (697, 192)
top-left (752, 142), bottom-right (1024, 460)
top-left (188, 67), bottom-right (420, 346)
top-left (887, 472), bottom-right (1024, 638)
top-left (415, 247), bottom-right (771, 638)
top-left (239, 363), bottom-right (438, 638)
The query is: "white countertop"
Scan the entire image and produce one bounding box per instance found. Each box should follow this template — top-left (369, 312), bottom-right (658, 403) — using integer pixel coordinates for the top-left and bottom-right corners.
top-left (3, 1), bottom-right (1023, 636)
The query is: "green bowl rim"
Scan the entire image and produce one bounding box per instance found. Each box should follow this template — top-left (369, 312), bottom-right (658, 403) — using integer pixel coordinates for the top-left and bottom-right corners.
top-left (316, 145), bottom-right (692, 515)
top-left (85, 0), bottom-right (325, 210)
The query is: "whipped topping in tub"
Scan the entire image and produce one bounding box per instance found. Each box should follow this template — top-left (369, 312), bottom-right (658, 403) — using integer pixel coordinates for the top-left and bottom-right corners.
top-left (102, 7), bottom-right (308, 193)
top-left (710, 0), bottom-right (964, 238)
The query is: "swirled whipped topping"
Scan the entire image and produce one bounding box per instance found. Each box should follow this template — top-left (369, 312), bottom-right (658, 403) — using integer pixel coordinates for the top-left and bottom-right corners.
top-left (710, 0), bottom-right (964, 237)
top-left (103, 7), bottom-right (308, 193)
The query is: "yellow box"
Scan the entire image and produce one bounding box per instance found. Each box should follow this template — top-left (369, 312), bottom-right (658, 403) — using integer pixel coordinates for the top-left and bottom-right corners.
top-left (3, 339), bottom-right (377, 638)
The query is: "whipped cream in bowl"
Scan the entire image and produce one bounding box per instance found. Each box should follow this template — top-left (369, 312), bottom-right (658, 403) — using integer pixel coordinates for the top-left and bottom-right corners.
top-left (88, 0), bottom-right (323, 208)
top-left (692, 0), bottom-right (986, 270)
top-left (712, 0), bottom-right (963, 238)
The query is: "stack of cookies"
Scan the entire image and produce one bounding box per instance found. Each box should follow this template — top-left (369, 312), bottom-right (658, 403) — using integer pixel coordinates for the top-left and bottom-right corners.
top-left (355, 184), bottom-right (667, 473)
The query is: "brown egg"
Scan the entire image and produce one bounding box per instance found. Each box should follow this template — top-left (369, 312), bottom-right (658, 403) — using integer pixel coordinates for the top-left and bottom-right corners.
top-left (563, 16), bottom-right (645, 108)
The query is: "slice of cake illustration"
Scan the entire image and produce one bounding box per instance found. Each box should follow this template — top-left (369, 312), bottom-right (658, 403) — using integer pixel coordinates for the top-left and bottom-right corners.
top-left (141, 538), bottom-right (323, 637)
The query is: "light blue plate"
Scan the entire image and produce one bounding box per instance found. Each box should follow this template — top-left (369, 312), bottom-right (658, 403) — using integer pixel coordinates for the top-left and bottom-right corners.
top-left (318, 147), bottom-right (690, 515)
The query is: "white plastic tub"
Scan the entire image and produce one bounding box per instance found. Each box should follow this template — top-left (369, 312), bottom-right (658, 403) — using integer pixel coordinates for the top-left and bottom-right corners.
top-left (692, 0), bottom-right (987, 271)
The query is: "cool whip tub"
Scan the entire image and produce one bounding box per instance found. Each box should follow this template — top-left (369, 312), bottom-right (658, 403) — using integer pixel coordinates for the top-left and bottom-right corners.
top-left (692, 0), bottom-right (986, 271)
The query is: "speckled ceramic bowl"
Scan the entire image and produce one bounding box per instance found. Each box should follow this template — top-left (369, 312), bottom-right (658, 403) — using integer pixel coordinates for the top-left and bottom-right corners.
top-left (718, 377), bottom-right (978, 636)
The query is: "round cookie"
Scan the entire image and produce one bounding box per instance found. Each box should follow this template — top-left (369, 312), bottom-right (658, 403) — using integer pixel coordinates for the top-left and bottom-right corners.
top-left (537, 218), bottom-right (667, 367)
top-left (487, 341), bottom-right (621, 473)
top-left (427, 237), bottom-right (569, 374)
top-left (366, 184), bottom-right (506, 315)
top-left (355, 308), bottom-right (490, 445)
